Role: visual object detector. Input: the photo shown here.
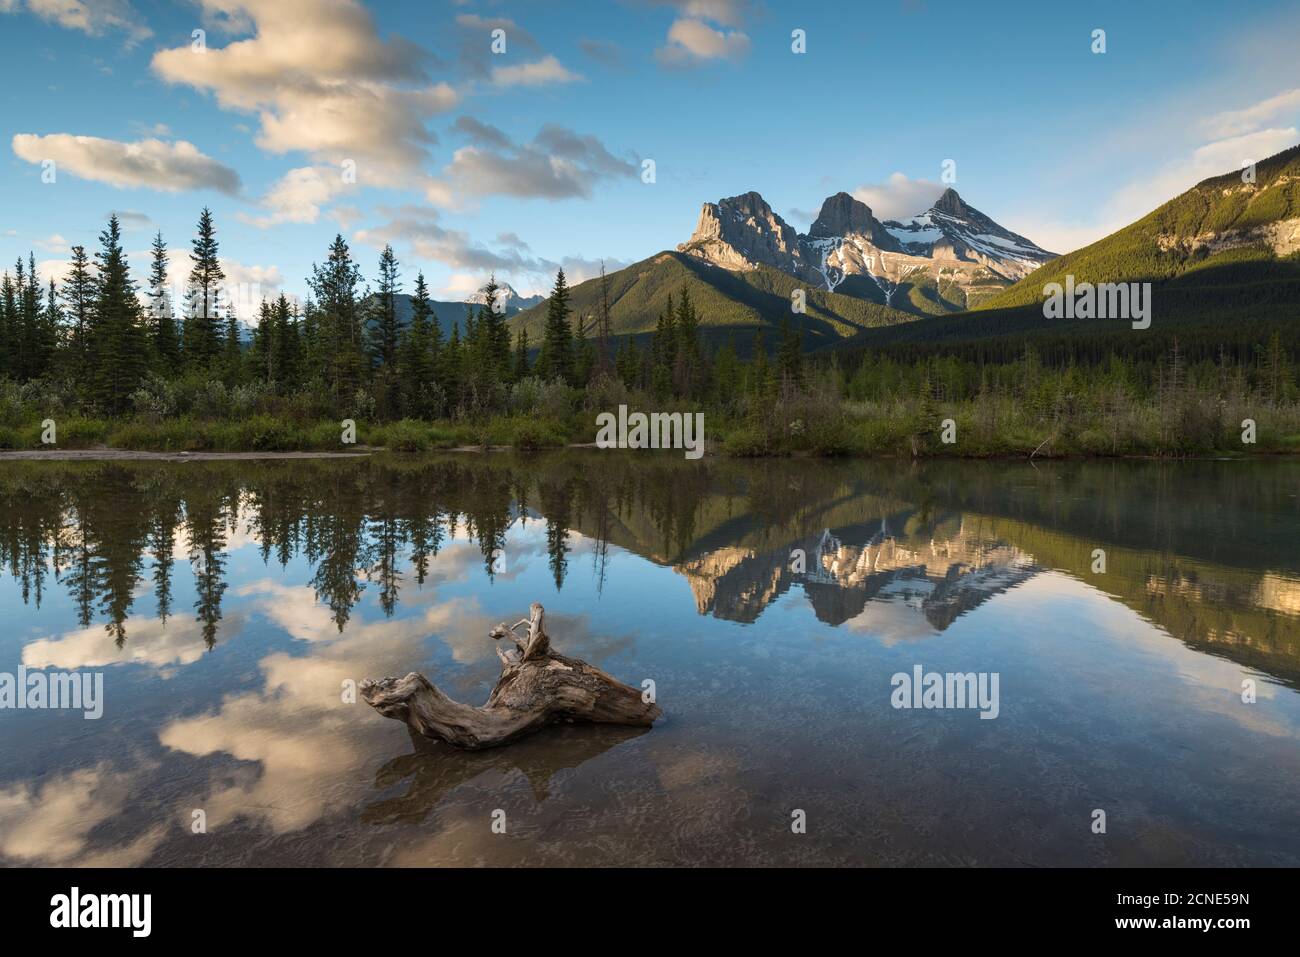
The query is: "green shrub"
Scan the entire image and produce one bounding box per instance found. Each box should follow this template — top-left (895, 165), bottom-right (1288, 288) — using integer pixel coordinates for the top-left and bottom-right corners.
top-left (722, 425), bottom-right (774, 457)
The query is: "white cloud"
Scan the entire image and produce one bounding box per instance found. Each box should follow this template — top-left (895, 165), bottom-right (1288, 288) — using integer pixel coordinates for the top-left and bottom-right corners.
top-left (490, 55), bottom-right (582, 88)
top-left (241, 165), bottom-right (355, 228)
top-left (11, 133), bottom-right (241, 194)
top-left (1009, 126), bottom-right (1300, 255)
top-left (16, 0), bottom-right (152, 46)
top-left (1105, 127), bottom-right (1298, 225)
top-left (850, 172), bottom-right (946, 221)
top-left (33, 233), bottom-right (69, 253)
top-left (426, 122), bottom-right (636, 206)
top-left (219, 258), bottom-right (285, 318)
top-left (656, 17), bottom-right (750, 65)
top-left (356, 206), bottom-right (624, 291)
top-left (151, 0), bottom-right (455, 186)
top-left (656, 0), bottom-right (748, 28)
top-left (1204, 88), bottom-right (1300, 139)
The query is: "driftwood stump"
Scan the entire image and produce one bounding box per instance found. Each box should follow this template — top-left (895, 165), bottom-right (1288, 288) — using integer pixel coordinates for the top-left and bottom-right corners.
top-left (361, 603), bottom-right (662, 750)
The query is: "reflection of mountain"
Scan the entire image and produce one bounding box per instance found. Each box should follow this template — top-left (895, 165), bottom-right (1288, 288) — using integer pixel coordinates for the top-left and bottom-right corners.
top-left (677, 516), bottom-right (1038, 629)
top-left (2, 453), bottom-right (1298, 689)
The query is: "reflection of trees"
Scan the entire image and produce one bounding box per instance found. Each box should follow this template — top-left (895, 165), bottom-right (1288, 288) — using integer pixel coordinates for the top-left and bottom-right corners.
top-left (1, 455), bottom-right (1297, 686)
top-left (184, 488), bottom-right (229, 650)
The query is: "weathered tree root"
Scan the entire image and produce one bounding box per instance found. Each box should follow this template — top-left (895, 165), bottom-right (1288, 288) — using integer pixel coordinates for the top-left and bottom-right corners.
top-left (361, 602), bottom-right (662, 750)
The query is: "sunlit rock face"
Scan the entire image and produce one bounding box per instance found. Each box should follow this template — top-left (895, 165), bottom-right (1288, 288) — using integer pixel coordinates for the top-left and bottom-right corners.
top-left (677, 187), bottom-right (1056, 311)
top-left (676, 518), bottom-right (1038, 630)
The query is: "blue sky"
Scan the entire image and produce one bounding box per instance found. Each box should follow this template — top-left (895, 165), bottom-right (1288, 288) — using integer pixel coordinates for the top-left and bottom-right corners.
top-left (1, 0), bottom-right (1298, 311)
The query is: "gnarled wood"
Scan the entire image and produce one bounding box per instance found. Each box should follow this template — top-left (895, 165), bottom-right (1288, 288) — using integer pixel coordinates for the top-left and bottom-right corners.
top-left (361, 603), bottom-right (661, 750)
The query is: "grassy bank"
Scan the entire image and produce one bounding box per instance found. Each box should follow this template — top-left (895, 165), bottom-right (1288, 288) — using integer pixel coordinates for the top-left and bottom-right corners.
top-left (1, 396), bottom-right (1298, 458)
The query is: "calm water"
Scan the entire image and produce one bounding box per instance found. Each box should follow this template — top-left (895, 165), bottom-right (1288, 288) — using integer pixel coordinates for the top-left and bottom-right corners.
top-left (1, 452), bottom-right (1298, 867)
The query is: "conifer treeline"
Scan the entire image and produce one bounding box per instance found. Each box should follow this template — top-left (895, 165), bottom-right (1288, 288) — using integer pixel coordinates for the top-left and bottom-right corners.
top-left (0, 209), bottom-right (808, 420)
top-left (2, 208), bottom-right (1294, 426)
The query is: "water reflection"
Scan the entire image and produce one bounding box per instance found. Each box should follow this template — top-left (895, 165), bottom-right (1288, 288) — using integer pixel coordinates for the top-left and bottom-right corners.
top-left (1, 453), bottom-right (1298, 866)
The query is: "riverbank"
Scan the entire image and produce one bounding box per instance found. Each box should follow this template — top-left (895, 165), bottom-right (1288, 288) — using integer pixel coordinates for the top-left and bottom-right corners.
top-left (1, 406), bottom-right (1298, 458)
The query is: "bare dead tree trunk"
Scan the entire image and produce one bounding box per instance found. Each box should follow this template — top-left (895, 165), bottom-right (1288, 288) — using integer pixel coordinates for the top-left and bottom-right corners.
top-left (361, 603), bottom-right (661, 750)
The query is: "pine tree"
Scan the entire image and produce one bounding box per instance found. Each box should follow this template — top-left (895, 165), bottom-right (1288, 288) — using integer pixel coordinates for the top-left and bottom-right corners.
top-left (0, 272), bottom-right (15, 379)
top-left (367, 244), bottom-right (402, 417)
top-left (572, 310), bottom-right (594, 388)
top-left (513, 327), bottom-right (530, 380)
top-left (40, 278), bottom-right (60, 375)
top-left (272, 294), bottom-right (300, 393)
top-left (650, 293), bottom-right (676, 400)
top-left (89, 214), bottom-right (146, 413)
top-left (222, 306), bottom-right (242, 385)
top-left (749, 329), bottom-right (771, 396)
top-left (60, 244), bottom-right (94, 377)
top-left (777, 314), bottom-right (804, 388)
top-left (308, 234), bottom-right (365, 412)
top-left (251, 298), bottom-right (275, 386)
top-left (184, 207), bottom-right (226, 369)
top-left (674, 285), bottom-right (701, 397)
top-left (368, 244), bottom-right (401, 368)
top-left (536, 268), bottom-right (573, 383)
top-left (147, 230), bottom-right (180, 374)
top-left (476, 275), bottom-right (511, 381)
top-left (398, 272), bottom-right (433, 418)
top-left (595, 261), bottom-right (612, 378)
top-left (442, 321), bottom-right (463, 414)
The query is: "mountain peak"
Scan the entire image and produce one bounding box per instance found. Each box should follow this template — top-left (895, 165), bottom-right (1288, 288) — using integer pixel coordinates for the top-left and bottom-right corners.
top-left (931, 187), bottom-right (968, 217)
top-left (809, 191), bottom-right (879, 239)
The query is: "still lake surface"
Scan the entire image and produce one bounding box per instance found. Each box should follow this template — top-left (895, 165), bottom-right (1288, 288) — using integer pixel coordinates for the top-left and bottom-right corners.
top-left (1, 452), bottom-right (1298, 866)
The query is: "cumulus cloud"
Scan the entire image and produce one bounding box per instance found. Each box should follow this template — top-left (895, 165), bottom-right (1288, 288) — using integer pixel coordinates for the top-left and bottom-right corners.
top-left (425, 122), bottom-right (637, 206)
top-left (656, 18), bottom-right (750, 66)
top-left (654, 0), bottom-right (748, 27)
top-left (355, 206), bottom-right (623, 290)
top-left (450, 13), bottom-right (538, 79)
top-left (850, 172), bottom-right (946, 221)
top-left (241, 165), bottom-right (356, 228)
top-left (10, 0), bottom-right (152, 46)
top-left (11, 133), bottom-right (241, 194)
top-left (490, 55), bottom-right (582, 88)
top-left (33, 233), bottom-right (69, 253)
top-left (220, 258), bottom-right (284, 301)
top-left (151, 0), bottom-right (455, 185)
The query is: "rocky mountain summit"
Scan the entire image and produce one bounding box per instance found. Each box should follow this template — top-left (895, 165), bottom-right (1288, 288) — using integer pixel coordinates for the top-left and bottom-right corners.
top-left (677, 186), bottom-right (1056, 312)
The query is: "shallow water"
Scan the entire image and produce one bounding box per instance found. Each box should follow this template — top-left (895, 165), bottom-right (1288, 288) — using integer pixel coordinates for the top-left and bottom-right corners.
top-left (1, 453), bottom-right (1297, 866)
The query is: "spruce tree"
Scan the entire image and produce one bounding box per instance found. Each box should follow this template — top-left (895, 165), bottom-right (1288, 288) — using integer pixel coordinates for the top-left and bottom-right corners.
top-left (368, 244), bottom-right (401, 368)
top-left (0, 272), bottom-right (15, 379)
top-left (513, 327), bottom-right (530, 380)
top-left (89, 214), bottom-right (146, 413)
top-left (777, 314), bottom-right (803, 388)
top-left (147, 230), bottom-right (180, 373)
top-left (308, 235), bottom-right (365, 411)
top-left (536, 268), bottom-right (573, 383)
top-left (398, 272), bottom-right (433, 418)
top-left (272, 294), bottom-right (300, 393)
top-left (60, 244), bottom-right (94, 377)
top-left (184, 207), bottom-right (226, 368)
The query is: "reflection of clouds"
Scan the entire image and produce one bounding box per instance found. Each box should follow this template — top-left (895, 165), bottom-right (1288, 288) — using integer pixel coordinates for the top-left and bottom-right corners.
top-left (157, 594), bottom-right (500, 834)
top-left (0, 762), bottom-right (166, 866)
top-left (21, 613), bottom-right (240, 675)
top-left (1003, 574), bottom-right (1293, 739)
top-left (842, 594), bottom-right (940, 645)
top-left (233, 580), bottom-right (339, 643)
top-left (156, 589), bottom-right (635, 838)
